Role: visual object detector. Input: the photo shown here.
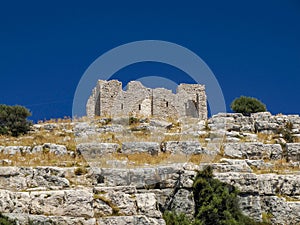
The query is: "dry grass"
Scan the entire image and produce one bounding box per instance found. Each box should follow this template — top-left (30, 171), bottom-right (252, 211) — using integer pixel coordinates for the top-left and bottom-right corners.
top-left (77, 132), bottom-right (121, 144)
top-left (189, 154), bottom-right (221, 164)
top-left (38, 117), bottom-right (72, 124)
top-left (282, 195), bottom-right (300, 202)
top-left (94, 194), bottom-right (121, 216)
top-left (81, 129), bottom-right (206, 144)
top-left (257, 133), bottom-right (276, 144)
top-left (112, 132), bottom-right (164, 143)
top-left (113, 152), bottom-right (173, 165)
top-left (0, 152), bottom-right (87, 167)
top-left (85, 152), bottom-right (174, 167)
top-left (85, 152), bottom-right (221, 168)
top-left (0, 119), bottom-right (76, 151)
top-left (0, 133), bottom-right (76, 151)
top-left (293, 137), bottom-right (300, 143)
top-left (251, 158), bottom-right (300, 174)
top-left (161, 133), bottom-right (203, 143)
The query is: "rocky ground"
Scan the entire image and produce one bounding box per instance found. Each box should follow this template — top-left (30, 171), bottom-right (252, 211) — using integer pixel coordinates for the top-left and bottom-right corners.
top-left (1, 112), bottom-right (300, 224)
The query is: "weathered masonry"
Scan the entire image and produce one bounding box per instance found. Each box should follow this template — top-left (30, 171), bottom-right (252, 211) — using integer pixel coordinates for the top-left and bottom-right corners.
top-left (86, 80), bottom-right (207, 119)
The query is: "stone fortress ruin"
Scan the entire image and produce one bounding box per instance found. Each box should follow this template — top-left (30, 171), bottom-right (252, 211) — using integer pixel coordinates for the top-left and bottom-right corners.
top-left (86, 79), bottom-right (207, 119)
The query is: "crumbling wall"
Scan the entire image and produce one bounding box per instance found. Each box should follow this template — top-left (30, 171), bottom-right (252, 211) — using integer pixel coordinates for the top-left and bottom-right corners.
top-left (177, 83), bottom-right (207, 120)
top-left (112, 81), bottom-right (152, 117)
top-left (86, 82), bottom-right (100, 117)
top-left (86, 79), bottom-right (207, 119)
top-left (152, 88), bottom-right (178, 118)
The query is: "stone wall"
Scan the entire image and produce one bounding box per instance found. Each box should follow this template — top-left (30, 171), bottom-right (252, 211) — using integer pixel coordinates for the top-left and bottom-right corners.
top-left (86, 80), bottom-right (207, 119)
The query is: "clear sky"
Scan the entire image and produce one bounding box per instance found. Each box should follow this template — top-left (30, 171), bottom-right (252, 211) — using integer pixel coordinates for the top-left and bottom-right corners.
top-left (0, 0), bottom-right (299, 121)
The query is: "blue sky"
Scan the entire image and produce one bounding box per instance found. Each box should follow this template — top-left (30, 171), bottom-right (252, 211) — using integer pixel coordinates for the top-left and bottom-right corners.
top-left (0, 0), bottom-right (299, 121)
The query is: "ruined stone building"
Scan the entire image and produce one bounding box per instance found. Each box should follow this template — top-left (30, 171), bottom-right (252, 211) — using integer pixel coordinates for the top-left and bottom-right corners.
top-left (86, 80), bottom-right (207, 119)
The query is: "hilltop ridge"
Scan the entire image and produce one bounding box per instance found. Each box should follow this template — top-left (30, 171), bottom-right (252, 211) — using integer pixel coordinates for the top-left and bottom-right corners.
top-left (0, 112), bottom-right (300, 224)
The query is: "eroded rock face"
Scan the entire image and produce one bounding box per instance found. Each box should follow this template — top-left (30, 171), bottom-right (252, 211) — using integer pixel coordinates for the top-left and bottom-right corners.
top-left (121, 142), bottom-right (160, 155)
top-left (136, 193), bottom-right (162, 218)
top-left (3, 112), bottom-right (300, 224)
top-left (30, 189), bottom-right (94, 217)
top-left (208, 112), bottom-right (300, 135)
top-left (0, 146), bottom-right (31, 155)
top-left (0, 144), bottom-right (71, 156)
top-left (161, 141), bottom-right (203, 155)
top-left (260, 196), bottom-right (300, 225)
top-left (209, 113), bottom-right (254, 132)
top-left (0, 189), bottom-right (93, 217)
top-left (168, 189), bottom-right (195, 218)
top-left (97, 216), bottom-right (166, 225)
top-left (0, 167), bottom-right (70, 191)
top-left (42, 143), bottom-right (68, 155)
top-left (77, 143), bottom-right (120, 156)
top-left (286, 143), bottom-right (300, 161)
top-left (1, 163), bottom-right (300, 224)
top-left (223, 142), bottom-right (282, 160)
top-left (4, 213), bottom-right (97, 225)
top-left (238, 194), bottom-right (262, 221)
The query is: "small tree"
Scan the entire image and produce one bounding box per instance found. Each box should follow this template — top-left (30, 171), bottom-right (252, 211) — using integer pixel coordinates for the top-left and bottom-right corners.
top-left (231, 96), bottom-right (266, 116)
top-left (0, 104), bottom-right (32, 137)
top-left (164, 166), bottom-right (268, 225)
top-left (193, 166), bottom-right (259, 225)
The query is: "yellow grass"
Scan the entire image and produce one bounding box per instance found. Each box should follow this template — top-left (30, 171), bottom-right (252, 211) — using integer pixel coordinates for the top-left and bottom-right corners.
top-left (0, 120), bottom-right (76, 151)
top-left (0, 152), bottom-right (87, 167)
top-left (251, 158), bottom-right (300, 174)
top-left (257, 133), bottom-right (276, 144)
top-left (85, 152), bottom-right (221, 168)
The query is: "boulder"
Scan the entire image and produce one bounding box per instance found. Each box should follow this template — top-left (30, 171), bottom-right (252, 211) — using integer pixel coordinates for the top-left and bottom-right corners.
top-left (238, 194), bottom-right (262, 222)
top-left (74, 122), bottom-right (97, 137)
top-left (77, 143), bottom-right (120, 156)
top-left (224, 142), bottom-right (282, 160)
top-left (4, 213), bottom-right (97, 225)
top-left (149, 119), bottom-right (173, 129)
top-left (168, 189), bottom-right (195, 218)
top-left (136, 193), bottom-right (162, 218)
top-left (97, 216), bottom-right (166, 225)
top-left (161, 141), bottom-right (203, 155)
top-left (260, 196), bottom-right (300, 225)
top-left (42, 143), bottom-right (68, 155)
top-left (1, 146), bottom-right (31, 155)
top-left (208, 113), bottom-right (254, 132)
top-left (286, 143), bottom-right (300, 161)
top-left (121, 142), bottom-right (160, 155)
top-left (30, 189), bottom-right (93, 217)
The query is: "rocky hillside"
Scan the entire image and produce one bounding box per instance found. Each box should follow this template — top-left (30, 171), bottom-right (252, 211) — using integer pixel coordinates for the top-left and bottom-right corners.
top-left (1, 112), bottom-right (300, 224)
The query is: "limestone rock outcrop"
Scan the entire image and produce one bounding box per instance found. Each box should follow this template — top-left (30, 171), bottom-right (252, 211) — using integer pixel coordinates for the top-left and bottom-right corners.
top-left (2, 112), bottom-right (300, 224)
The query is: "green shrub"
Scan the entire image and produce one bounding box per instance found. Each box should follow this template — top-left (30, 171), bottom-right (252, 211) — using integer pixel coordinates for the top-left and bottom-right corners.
top-left (74, 167), bottom-right (88, 176)
top-left (0, 104), bottom-right (32, 137)
top-left (129, 117), bottom-right (139, 125)
top-left (231, 96), bottom-right (266, 116)
top-left (163, 211), bottom-right (202, 225)
top-left (194, 166), bottom-right (241, 224)
top-left (193, 166), bottom-right (269, 225)
top-left (163, 166), bottom-right (269, 225)
top-left (0, 213), bottom-right (17, 225)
